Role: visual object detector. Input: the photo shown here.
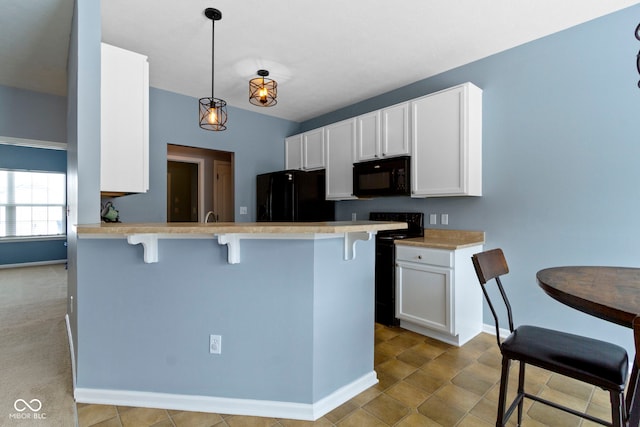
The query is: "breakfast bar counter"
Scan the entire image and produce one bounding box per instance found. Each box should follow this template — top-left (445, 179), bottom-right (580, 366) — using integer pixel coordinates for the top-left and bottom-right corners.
top-left (73, 221), bottom-right (405, 420)
top-left (76, 220), bottom-right (405, 235)
top-left (77, 221), bottom-right (406, 264)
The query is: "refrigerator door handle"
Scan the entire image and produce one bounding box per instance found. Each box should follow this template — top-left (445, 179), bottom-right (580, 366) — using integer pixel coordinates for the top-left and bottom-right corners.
top-left (291, 178), bottom-right (296, 221)
top-left (285, 172), bottom-right (296, 222)
top-left (267, 175), bottom-right (274, 221)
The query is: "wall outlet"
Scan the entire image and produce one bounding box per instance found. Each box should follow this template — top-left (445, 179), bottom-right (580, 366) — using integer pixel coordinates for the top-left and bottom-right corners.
top-left (351, 212), bottom-right (357, 221)
top-left (429, 214), bottom-right (437, 225)
top-left (441, 214), bottom-right (449, 225)
top-left (210, 334), bottom-right (222, 354)
top-left (239, 206), bottom-right (248, 215)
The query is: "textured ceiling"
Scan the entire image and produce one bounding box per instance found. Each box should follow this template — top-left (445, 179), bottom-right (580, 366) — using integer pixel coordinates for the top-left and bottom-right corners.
top-left (1, 0), bottom-right (639, 123)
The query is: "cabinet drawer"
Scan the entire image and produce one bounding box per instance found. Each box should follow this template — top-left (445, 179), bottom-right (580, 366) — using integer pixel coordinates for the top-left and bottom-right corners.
top-left (395, 245), bottom-right (452, 267)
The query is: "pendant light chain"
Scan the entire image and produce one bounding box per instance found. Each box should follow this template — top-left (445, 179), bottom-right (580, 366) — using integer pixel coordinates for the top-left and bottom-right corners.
top-left (211, 15), bottom-right (215, 100)
top-left (199, 7), bottom-right (227, 131)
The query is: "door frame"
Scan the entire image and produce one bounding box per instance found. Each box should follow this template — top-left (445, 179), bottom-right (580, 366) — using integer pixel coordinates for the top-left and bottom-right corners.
top-left (213, 159), bottom-right (233, 221)
top-left (167, 155), bottom-right (205, 222)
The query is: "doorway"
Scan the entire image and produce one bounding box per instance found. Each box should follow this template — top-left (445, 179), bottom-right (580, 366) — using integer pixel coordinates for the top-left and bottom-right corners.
top-left (167, 160), bottom-right (199, 222)
top-left (167, 144), bottom-right (234, 222)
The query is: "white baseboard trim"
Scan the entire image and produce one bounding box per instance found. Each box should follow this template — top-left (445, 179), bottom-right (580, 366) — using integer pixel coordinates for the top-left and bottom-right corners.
top-left (399, 320), bottom-right (482, 347)
top-left (75, 371), bottom-right (378, 421)
top-left (65, 314), bottom-right (77, 391)
top-left (482, 323), bottom-right (510, 339)
top-left (0, 259), bottom-right (67, 269)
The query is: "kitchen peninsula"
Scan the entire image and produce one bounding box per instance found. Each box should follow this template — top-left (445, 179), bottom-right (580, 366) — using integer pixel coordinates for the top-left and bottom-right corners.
top-left (73, 221), bottom-right (405, 421)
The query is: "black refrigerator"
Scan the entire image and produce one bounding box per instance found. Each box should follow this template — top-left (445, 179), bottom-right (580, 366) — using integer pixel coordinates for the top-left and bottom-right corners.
top-left (257, 169), bottom-right (335, 221)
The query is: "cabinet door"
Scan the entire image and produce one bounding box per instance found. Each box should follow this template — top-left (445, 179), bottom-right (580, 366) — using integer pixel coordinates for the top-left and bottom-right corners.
top-left (325, 119), bottom-right (357, 200)
top-left (396, 261), bottom-right (452, 333)
top-left (285, 134), bottom-right (303, 170)
top-left (355, 110), bottom-right (381, 162)
top-left (411, 83), bottom-right (482, 197)
top-left (101, 43), bottom-right (149, 193)
top-left (381, 102), bottom-right (410, 158)
top-left (303, 128), bottom-right (325, 170)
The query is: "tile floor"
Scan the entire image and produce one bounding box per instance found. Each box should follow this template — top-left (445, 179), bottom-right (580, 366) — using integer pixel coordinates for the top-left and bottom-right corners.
top-left (77, 324), bottom-right (611, 426)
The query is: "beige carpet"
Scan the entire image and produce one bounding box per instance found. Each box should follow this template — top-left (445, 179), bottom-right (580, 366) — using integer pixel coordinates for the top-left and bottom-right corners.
top-left (0, 264), bottom-right (76, 426)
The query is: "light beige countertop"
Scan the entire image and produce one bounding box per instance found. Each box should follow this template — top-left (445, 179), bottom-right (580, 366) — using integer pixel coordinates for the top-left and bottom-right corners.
top-left (396, 229), bottom-right (485, 250)
top-left (76, 221), bottom-right (409, 264)
top-left (76, 221), bottom-right (407, 235)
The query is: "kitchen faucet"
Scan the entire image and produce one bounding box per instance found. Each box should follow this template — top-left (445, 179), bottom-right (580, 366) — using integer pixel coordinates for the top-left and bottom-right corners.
top-left (204, 211), bottom-right (217, 223)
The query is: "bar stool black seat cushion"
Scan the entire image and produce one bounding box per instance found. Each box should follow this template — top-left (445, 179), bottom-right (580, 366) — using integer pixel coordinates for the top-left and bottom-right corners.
top-left (502, 325), bottom-right (628, 390)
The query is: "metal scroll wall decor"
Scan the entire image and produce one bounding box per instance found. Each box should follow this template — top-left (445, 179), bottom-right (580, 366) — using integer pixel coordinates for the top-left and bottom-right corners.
top-left (636, 22), bottom-right (640, 88)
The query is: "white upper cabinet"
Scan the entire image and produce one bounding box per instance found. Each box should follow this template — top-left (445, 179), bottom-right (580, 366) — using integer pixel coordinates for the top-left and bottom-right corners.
top-left (285, 134), bottom-right (303, 170)
top-left (303, 128), bottom-right (325, 170)
top-left (355, 110), bottom-right (381, 161)
top-left (285, 129), bottom-right (325, 171)
top-left (100, 43), bottom-right (149, 194)
top-left (283, 82), bottom-right (482, 199)
top-left (411, 82), bottom-right (482, 197)
top-left (325, 119), bottom-right (357, 200)
top-left (355, 104), bottom-right (410, 162)
top-left (381, 102), bottom-right (410, 158)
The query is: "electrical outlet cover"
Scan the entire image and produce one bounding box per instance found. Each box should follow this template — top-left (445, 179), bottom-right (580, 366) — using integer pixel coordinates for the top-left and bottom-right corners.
top-left (210, 334), bottom-right (222, 354)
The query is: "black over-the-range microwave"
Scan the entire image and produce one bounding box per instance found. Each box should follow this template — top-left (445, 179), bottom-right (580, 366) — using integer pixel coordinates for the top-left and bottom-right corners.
top-left (353, 156), bottom-right (410, 197)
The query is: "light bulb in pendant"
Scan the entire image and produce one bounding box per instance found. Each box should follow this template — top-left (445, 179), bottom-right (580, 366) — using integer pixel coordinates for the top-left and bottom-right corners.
top-left (208, 107), bottom-right (218, 125)
top-left (258, 86), bottom-right (268, 104)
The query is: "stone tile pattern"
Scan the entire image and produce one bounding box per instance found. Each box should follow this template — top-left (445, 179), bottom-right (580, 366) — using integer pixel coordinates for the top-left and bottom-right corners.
top-left (77, 324), bottom-right (611, 427)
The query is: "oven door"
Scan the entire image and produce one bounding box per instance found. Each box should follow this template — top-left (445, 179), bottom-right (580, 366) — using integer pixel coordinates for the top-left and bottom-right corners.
top-left (375, 237), bottom-right (399, 326)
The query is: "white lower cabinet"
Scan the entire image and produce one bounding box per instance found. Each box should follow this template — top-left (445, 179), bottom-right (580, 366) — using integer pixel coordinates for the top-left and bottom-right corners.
top-left (395, 244), bottom-right (483, 346)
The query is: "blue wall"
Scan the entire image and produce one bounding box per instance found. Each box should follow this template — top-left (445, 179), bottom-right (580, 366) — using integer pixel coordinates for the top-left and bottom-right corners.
top-left (300, 5), bottom-right (640, 355)
top-left (110, 88), bottom-right (299, 223)
top-left (67, 0), bottom-right (103, 364)
top-left (76, 236), bottom-right (374, 405)
top-left (0, 144), bottom-right (66, 172)
top-left (0, 85), bottom-right (67, 143)
top-left (0, 87), bottom-right (68, 266)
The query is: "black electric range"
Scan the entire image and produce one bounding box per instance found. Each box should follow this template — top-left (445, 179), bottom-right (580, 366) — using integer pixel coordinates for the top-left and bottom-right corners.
top-left (369, 212), bottom-right (424, 326)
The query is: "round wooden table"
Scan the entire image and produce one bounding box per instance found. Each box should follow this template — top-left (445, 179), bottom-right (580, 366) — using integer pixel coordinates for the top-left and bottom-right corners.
top-left (537, 266), bottom-right (640, 426)
top-left (537, 266), bottom-right (640, 328)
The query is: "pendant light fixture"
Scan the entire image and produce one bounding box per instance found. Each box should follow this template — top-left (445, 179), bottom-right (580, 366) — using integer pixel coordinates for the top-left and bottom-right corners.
top-left (249, 69), bottom-right (277, 107)
top-left (199, 7), bottom-right (227, 131)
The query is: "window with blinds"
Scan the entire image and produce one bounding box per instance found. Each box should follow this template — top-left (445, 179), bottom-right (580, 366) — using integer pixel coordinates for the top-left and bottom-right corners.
top-left (0, 170), bottom-right (66, 238)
